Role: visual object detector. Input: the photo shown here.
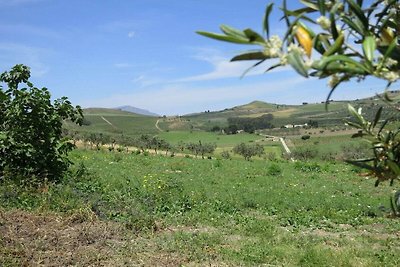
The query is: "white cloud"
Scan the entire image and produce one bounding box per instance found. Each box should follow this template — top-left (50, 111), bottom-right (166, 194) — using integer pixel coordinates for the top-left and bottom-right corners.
top-left (0, 43), bottom-right (50, 77)
top-left (80, 76), bottom-right (307, 115)
top-left (176, 47), bottom-right (289, 82)
top-left (114, 63), bottom-right (132, 68)
top-left (127, 31), bottom-right (135, 38)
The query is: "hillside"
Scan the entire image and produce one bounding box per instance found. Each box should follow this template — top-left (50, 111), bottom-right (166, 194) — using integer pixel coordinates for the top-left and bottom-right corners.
top-left (165, 91), bottom-right (400, 131)
top-left (64, 108), bottom-right (159, 137)
top-left (65, 91), bottom-right (400, 135)
top-left (115, 105), bottom-right (159, 117)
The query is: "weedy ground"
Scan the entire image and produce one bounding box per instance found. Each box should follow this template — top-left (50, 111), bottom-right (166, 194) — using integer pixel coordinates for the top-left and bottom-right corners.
top-left (1, 149), bottom-right (400, 266)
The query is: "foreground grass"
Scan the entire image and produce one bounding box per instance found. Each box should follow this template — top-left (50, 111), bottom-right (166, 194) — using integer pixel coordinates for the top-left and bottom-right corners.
top-left (1, 149), bottom-right (400, 266)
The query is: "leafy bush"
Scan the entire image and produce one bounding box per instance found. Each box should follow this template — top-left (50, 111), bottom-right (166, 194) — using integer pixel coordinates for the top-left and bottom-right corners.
top-left (291, 147), bottom-right (318, 161)
top-left (221, 150), bottom-right (231, 160)
top-left (294, 161), bottom-right (323, 173)
top-left (0, 65), bottom-right (83, 184)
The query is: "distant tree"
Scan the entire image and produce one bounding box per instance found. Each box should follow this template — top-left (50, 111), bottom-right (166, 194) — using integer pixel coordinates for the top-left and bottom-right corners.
top-left (224, 124), bottom-right (238, 135)
top-left (210, 125), bottom-right (221, 132)
top-left (198, 141), bottom-right (217, 159)
top-left (0, 64), bottom-right (83, 184)
top-left (233, 143), bottom-right (265, 161)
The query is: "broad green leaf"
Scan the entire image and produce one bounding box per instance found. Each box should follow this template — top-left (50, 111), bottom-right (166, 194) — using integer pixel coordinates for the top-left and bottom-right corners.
top-left (263, 3), bottom-right (274, 38)
top-left (196, 31), bottom-right (250, 44)
top-left (231, 51), bottom-right (268, 61)
top-left (363, 35), bottom-right (376, 62)
top-left (287, 50), bottom-right (309, 77)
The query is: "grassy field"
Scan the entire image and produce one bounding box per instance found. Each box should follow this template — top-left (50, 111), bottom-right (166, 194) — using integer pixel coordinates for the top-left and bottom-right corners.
top-left (1, 149), bottom-right (400, 266)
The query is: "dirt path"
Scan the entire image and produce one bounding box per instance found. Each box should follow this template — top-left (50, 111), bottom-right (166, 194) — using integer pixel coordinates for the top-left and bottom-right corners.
top-left (101, 116), bottom-right (114, 127)
top-left (155, 119), bottom-right (163, 132)
top-left (258, 133), bottom-right (294, 161)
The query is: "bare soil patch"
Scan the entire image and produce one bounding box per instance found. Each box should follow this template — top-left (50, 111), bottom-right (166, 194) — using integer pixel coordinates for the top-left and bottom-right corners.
top-left (0, 209), bottom-right (127, 266)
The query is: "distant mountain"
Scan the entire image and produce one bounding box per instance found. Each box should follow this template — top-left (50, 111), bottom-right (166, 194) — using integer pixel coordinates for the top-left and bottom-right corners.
top-left (115, 105), bottom-right (159, 117)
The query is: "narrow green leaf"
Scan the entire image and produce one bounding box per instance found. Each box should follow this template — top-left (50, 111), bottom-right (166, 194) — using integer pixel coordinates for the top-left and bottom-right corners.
top-left (323, 33), bottom-right (344, 56)
top-left (387, 160), bottom-right (400, 176)
top-left (263, 3), bottom-right (274, 38)
top-left (240, 59), bottom-right (267, 78)
top-left (322, 62), bottom-right (367, 75)
top-left (220, 24), bottom-right (246, 38)
top-left (345, 159), bottom-right (375, 171)
top-left (313, 34), bottom-right (326, 55)
top-left (299, 0), bottom-right (319, 10)
top-left (371, 106), bottom-right (383, 129)
top-left (348, 104), bottom-right (366, 127)
top-left (287, 50), bottom-right (309, 77)
top-left (346, 0), bottom-right (368, 30)
top-left (317, 0), bottom-right (326, 15)
top-left (341, 17), bottom-right (364, 35)
top-left (351, 131), bottom-right (366, 138)
top-left (282, 0), bottom-right (291, 27)
top-left (196, 31), bottom-right (250, 44)
top-left (378, 119), bottom-right (389, 135)
top-left (324, 75), bottom-right (349, 110)
top-left (316, 55), bottom-right (370, 73)
top-left (243, 28), bottom-right (266, 43)
top-left (363, 35), bottom-right (376, 62)
top-left (379, 37), bottom-right (399, 62)
top-left (330, 12), bottom-right (339, 40)
top-left (281, 9), bottom-right (317, 23)
top-left (265, 63), bottom-right (282, 73)
top-left (231, 51), bottom-right (268, 61)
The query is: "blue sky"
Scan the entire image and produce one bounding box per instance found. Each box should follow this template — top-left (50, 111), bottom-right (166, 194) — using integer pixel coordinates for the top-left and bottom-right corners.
top-left (0, 0), bottom-right (392, 115)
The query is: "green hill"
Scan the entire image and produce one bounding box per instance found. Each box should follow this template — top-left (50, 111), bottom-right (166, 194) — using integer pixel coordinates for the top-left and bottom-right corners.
top-left (64, 108), bottom-right (159, 138)
top-left (65, 90), bottom-right (400, 136)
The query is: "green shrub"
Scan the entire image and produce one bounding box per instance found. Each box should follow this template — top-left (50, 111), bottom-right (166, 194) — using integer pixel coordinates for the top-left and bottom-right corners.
top-left (291, 147), bottom-right (318, 161)
top-left (221, 150), bottom-right (231, 160)
top-left (267, 163), bottom-right (282, 176)
top-left (0, 65), bottom-right (83, 184)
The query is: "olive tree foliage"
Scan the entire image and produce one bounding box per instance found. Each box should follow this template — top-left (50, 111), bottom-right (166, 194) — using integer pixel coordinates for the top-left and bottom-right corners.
top-left (198, 0), bottom-right (400, 186)
top-left (233, 143), bottom-right (265, 161)
top-left (0, 64), bottom-right (83, 184)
